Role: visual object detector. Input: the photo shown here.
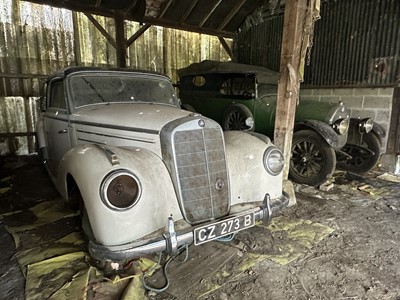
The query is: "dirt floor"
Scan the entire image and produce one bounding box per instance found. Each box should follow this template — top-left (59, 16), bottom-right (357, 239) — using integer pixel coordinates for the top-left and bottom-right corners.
top-left (1, 155), bottom-right (400, 300)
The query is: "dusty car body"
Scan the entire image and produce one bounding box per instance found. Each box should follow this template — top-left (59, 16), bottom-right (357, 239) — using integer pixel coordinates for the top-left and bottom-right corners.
top-left (178, 60), bottom-right (353, 186)
top-left (36, 67), bottom-right (288, 266)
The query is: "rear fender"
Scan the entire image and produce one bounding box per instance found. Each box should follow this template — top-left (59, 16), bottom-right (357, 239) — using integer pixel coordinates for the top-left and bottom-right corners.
top-left (56, 144), bottom-right (182, 246)
top-left (294, 120), bottom-right (340, 149)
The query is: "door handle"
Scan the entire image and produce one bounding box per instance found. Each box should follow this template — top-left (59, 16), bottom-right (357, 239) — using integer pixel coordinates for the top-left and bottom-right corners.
top-left (58, 129), bottom-right (68, 134)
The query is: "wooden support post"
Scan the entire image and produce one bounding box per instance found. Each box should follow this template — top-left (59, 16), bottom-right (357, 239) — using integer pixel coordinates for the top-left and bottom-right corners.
top-left (115, 14), bottom-right (127, 68)
top-left (274, 0), bottom-right (308, 180)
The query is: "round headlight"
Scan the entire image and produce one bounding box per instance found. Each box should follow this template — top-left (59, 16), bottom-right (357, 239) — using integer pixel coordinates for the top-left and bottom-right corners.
top-left (359, 118), bottom-right (374, 133)
top-left (101, 170), bottom-right (141, 210)
top-left (263, 147), bottom-right (284, 176)
top-left (333, 118), bottom-right (349, 135)
top-left (245, 117), bottom-right (255, 130)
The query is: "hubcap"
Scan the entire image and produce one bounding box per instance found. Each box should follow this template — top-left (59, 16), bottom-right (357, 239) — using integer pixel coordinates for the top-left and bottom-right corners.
top-left (292, 140), bottom-right (324, 178)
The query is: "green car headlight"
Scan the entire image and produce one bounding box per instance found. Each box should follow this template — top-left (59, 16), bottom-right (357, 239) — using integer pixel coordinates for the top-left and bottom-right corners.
top-left (263, 147), bottom-right (284, 176)
top-left (333, 118), bottom-right (349, 135)
top-left (359, 118), bottom-right (374, 134)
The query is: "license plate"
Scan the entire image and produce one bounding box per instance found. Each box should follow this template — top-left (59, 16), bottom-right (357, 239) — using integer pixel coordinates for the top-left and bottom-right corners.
top-left (193, 212), bottom-right (255, 246)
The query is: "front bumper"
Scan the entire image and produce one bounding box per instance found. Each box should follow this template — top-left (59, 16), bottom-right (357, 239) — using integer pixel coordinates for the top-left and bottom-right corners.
top-left (89, 193), bottom-right (289, 262)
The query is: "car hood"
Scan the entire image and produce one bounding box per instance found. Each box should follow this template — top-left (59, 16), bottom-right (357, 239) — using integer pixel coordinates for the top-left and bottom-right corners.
top-left (71, 103), bottom-right (192, 131)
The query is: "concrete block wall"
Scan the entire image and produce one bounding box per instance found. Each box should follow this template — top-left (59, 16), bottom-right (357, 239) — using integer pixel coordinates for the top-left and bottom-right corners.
top-left (300, 87), bottom-right (394, 153)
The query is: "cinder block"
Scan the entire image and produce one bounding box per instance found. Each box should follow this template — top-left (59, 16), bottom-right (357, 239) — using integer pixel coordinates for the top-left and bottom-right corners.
top-left (363, 96), bottom-right (392, 109)
top-left (299, 88), bottom-right (313, 96)
top-left (353, 88), bottom-right (379, 96)
top-left (300, 96), bottom-right (321, 102)
top-left (378, 88), bottom-right (394, 96)
top-left (312, 88), bottom-right (332, 95)
top-left (332, 88), bottom-right (354, 96)
top-left (319, 96), bottom-right (341, 103)
top-left (375, 110), bottom-right (391, 123)
top-left (350, 108), bottom-right (376, 119)
top-left (340, 96), bottom-right (364, 108)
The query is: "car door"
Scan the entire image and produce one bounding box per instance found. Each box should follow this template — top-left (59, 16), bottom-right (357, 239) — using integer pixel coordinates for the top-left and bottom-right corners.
top-left (43, 79), bottom-right (71, 175)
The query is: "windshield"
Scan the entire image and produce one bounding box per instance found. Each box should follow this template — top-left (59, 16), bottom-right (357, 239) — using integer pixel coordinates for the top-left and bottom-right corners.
top-left (257, 83), bottom-right (277, 98)
top-left (69, 73), bottom-right (179, 108)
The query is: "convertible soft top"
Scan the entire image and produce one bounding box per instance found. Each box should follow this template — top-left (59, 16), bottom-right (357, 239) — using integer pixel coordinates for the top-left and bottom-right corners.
top-left (177, 60), bottom-right (279, 84)
top-left (46, 66), bottom-right (168, 83)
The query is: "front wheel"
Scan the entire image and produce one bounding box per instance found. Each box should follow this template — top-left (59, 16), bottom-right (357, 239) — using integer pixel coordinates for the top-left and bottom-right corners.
top-left (289, 130), bottom-right (336, 186)
top-left (222, 104), bottom-right (254, 131)
top-left (336, 132), bottom-right (381, 173)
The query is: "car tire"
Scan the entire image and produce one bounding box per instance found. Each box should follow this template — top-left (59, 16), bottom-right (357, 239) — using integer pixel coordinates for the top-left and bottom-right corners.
top-left (222, 104), bottom-right (254, 131)
top-left (289, 130), bottom-right (336, 186)
top-left (336, 132), bottom-right (381, 173)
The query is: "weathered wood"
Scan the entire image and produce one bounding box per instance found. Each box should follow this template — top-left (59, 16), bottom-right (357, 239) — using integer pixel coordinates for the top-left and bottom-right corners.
top-left (84, 13), bottom-right (117, 49)
top-left (218, 37), bottom-right (234, 60)
top-left (199, 0), bottom-right (223, 27)
top-left (115, 14), bottom-right (127, 68)
top-left (126, 24), bottom-right (151, 48)
top-left (273, 0), bottom-right (308, 180)
top-left (217, 0), bottom-right (246, 31)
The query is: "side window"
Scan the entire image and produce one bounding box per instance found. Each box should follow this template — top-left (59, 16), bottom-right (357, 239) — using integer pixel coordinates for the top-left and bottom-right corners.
top-left (48, 81), bottom-right (66, 109)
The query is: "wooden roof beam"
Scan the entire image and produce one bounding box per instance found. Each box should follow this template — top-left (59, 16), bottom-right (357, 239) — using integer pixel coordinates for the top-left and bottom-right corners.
top-left (199, 0), bottom-right (222, 27)
top-left (84, 13), bottom-right (117, 49)
top-left (126, 24), bottom-right (151, 47)
top-left (159, 0), bottom-right (173, 18)
top-left (180, 0), bottom-right (198, 23)
top-left (142, 16), bottom-right (234, 38)
top-left (218, 37), bottom-right (234, 60)
top-left (218, 0), bottom-right (246, 30)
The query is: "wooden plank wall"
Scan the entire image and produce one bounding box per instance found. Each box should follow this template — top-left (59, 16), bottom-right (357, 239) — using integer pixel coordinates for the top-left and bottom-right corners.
top-left (0, 0), bottom-right (231, 155)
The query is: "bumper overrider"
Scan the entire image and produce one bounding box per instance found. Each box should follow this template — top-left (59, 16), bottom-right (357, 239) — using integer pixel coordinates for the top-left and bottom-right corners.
top-left (89, 193), bottom-right (289, 262)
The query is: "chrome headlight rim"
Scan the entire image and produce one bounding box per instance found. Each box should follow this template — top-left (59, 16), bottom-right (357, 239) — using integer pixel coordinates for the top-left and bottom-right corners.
top-left (333, 118), bottom-right (349, 135)
top-left (358, 118), bottom-right (374, 134)
top-left (100, 169), bottom-right (142, 211)
top-left (263, 146), bottom-right (284, 176)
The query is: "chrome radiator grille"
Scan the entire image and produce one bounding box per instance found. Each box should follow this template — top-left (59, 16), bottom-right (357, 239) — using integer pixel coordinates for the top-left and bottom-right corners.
top-left (174, 128), bottom-right (229, 223)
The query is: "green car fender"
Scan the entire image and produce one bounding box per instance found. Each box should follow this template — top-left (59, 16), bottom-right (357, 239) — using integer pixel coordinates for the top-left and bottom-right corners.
top-left (294, 120), bottom-right (340, 149)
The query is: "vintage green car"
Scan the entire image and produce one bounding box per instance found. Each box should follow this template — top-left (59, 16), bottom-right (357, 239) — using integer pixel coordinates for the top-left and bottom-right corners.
top-left (178, 60), bottom-right (352, 186)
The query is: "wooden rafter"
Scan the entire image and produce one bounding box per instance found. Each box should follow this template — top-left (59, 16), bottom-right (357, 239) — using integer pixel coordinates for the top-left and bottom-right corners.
top-left (180, 0), bottom-right (198, 23)
top-left (126, 24), bottom-right (151, 48)
top-left (218, 0), bottom-right (246, 31)
top-left (218, 37), bottom-right (233, 60)
top-left (199, 0), bottom-right (222, 27)
top-left (84, 13), bottom-right (117, 49)
top-left (159, 0), bottom-right (173, 18)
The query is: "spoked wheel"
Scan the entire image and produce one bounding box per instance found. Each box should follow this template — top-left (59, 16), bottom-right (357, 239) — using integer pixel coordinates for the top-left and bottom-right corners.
top-left (336, 132), bottom-right (381, 173)
top-left (289, 130), bottom-right (336, 186)
top-left (223, 104), bottom-right (254, 131)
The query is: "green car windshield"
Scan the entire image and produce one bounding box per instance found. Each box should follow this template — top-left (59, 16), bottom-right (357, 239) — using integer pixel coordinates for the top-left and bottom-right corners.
top-left (69, 74), bottom-right (179, 108)
top-left (257, 82), bottom-right (277, 99)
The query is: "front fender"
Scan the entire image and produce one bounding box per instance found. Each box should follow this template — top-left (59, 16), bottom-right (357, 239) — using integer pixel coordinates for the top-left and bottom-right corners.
top-left (224, 131), bottom-right (283, 206)
top-left (294, 120), bottom-right (341, 149)
top-left (57, 144), bottom-right (182, 246)
top-left (347, 119), bottom-right (385, 145)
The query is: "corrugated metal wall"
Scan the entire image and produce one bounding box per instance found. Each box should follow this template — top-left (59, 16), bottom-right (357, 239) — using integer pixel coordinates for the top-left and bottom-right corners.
top-left (0, 0), bottom-right (231, 155)
top-left (236, 0), bottom-right (400, 87)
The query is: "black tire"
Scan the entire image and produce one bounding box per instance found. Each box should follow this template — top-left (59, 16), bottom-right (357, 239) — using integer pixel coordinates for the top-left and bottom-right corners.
top-left (289, 130), bottom-right (336, 186)
top-left (223, 104), bottom-right (254, 131)
top-left (336, 132), bottom-right (381, 173)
